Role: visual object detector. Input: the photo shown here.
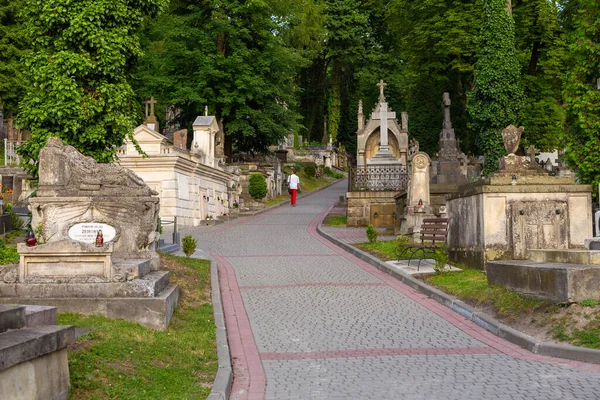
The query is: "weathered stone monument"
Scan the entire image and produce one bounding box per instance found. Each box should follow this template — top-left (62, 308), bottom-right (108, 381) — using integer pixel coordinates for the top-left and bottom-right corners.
top-left (0, 138), bottom-right (179, 329)
top-left (398, 151), bottom-right (435, 235)
top-left (432, 93), bottom-right (468, 184)
top-left (348, 80), bottom-right (411, 227)
top-left (446, 126), bottom-right (593, 271)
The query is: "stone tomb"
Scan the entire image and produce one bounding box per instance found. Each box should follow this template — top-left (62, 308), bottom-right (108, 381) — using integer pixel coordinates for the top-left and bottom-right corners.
top-left (0, 138), bottom-right (179, 329)
top-left (447, 126), bottom-right (593, 271)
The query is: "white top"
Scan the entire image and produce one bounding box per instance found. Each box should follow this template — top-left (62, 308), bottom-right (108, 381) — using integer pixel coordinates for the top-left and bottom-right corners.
top-left (287, 173), bottom-right (300, 190)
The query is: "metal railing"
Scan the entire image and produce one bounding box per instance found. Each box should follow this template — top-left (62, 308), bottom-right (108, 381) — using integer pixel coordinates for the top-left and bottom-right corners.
top-left (349, 164), bottom-right (409, 192)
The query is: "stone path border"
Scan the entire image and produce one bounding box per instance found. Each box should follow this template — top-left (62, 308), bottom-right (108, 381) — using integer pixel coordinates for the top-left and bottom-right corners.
top-left (316, 204), bottom-right (600, 366)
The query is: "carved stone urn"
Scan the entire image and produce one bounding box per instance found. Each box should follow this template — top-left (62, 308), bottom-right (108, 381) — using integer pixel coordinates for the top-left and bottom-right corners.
top-left (501, 125), bottom-right (525, 155)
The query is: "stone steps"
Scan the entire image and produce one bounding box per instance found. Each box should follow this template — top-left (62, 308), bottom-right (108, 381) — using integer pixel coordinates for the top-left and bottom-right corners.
top-left (0, 305), bottom-right (26, 333)
top-left (113, 258), bottom-right (153, 280)
top-left (529, 249), bottom-right (600, 265)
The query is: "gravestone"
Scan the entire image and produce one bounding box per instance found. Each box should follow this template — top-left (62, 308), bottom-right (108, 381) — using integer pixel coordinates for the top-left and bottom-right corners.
top-left (0, 138), bottom-right (179, 329)
top-left (399, 152), bottom-right (435, 235)
top-left (432, 93), bottom-right (468, 184)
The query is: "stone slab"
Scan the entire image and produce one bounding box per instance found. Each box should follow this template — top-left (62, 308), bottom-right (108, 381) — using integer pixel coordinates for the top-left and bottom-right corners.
top-left (0, 325), bottom-right (75, 372)
top-left (0, 347), bottom-right (70, 400)
top-left (0, 284), bottom-right (180, 330)
top-left (487, 260), bottom-right (600, 303)
top-left (529, 249), bottom-right (600, 265)
top-left (25, 305), bottom-right (58, 327)
top-left (0, 305), bottom-right (26, 333)
top-left (0, 271), bottom-right (171, 298)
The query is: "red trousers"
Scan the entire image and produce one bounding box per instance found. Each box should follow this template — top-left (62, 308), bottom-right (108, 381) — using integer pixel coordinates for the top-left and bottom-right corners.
top-left (291, 189), bottom-right (297, 205)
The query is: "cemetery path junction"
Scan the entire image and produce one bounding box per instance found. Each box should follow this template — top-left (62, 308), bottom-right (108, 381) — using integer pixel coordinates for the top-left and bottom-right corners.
top-left (177, 180), bottom-right (600, 400)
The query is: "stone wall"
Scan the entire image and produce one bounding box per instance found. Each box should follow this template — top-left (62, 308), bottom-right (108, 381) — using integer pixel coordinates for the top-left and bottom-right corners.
top-left (347, 191), bottom-right (398, 228)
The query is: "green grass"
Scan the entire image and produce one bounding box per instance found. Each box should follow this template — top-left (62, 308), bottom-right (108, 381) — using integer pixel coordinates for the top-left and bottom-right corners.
top-left (356, 239), bottom-right (431, 262)
top-left (425, 269), bottom-right (546, 318)
top-left (323, 216), bottom-right (347, 226)
top-left (59, 254), bottom-right (217, 399)
top-left (263, 194), bottom-right (290, 207)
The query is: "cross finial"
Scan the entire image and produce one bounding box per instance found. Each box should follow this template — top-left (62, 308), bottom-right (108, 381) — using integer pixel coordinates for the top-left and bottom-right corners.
top-left (145, 96), bottom-right (157, 117)
top-left (377, 80), bottom-right (387, 102)
top-left (527, 145), bottom-right (539, 163)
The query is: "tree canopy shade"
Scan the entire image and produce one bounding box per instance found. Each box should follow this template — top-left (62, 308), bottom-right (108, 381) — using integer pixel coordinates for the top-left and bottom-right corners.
top-left (133, 0), bottom-right (308, 157)
top-left (17, 0), bottom-right (166, 178)
top-left (562, 0), bottom-right (600, 197)
top-left (0, 0), bottom-right (27, 115)
top-left (468, 0), bottom-right (523, 174)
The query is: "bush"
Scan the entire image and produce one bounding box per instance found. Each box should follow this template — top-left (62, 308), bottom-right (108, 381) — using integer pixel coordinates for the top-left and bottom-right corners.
top-left (4, 204), bottom-right (24, 232)
top-left (248, 174), bottom-right (267, 200)
top-left (433, 248), bottom-right (449, 275)
top-left (324, 167), bottom-right (334, 176)
top-left (366, 224), bottom-right (377, 243)
top-left (182, 235), bottom-right (197, 258)
top-left (304, 164), bottom-right (316, 178)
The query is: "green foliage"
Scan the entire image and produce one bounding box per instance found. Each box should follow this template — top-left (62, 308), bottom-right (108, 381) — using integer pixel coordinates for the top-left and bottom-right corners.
top-left (468, 0), bottom-right (524, 174)
top-left (433, 248), bottom-right (449, 275)
top-left (323, 166), bottom-right (344, 179)
top-left (582, 299), bottom-right (599, 307)
top-left (134, 0), bottom-right (305, 155)
top-left (366, 224), bottom-right (377, 243)
top-left (248, 174), bottom-right (268, 200)
top-left (304, 164), bottom-right (317, 178)
top-left (0, 0), bottom-right (28, 115)
top-left (17, 0), bottom-right (165, 179)
top-left (323, 215), bottom-right (347, 226)
top-left (181, 235), bottom-right (197, 258)
top-left (0, 239), bottom-right (18, 264)
top-left (4, 204), bottom-right (23, 232)
top-left (563, 0), bottom-right (600, 200)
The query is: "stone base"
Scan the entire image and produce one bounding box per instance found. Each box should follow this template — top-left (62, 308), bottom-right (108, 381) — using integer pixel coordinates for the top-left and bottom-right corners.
top-left (487, 260), bottom-right (600, 303)
top-left (529, 249), bottom-right (600, 265)
top-left (0, 305), bottom-right (74, 400)
top-left (0, 284), bottom-right (179, 330)
top-left (585, 238), bottom-right (600, 250)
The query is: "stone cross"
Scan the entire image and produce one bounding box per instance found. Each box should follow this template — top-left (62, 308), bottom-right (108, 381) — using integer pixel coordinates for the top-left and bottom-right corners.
top-left (527, 145), bottom-right (539, 163)
top-left (358, 99), bottom-right (363, 115)
top-left (443, 92), bottom-right (452, 130)
top-left (373, 101), bottom-right (396, 150)
top-left (377, 79), bottom-right (387, 102)
top-left (204, 105), bottom-right (208, 116)
top-left (145, 97), bottom-right (157, 118)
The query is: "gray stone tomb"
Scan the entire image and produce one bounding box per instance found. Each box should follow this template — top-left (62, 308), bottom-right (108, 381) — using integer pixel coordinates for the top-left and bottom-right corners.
top-left (0, 137), bottom-right (179, 329)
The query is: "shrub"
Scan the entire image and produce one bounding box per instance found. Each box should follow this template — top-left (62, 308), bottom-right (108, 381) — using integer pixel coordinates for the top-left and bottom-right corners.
top-left (4, 204), bottom-right (24, 231)
top-left (366, 224), bottom-right (377, 243)
top-left (433, 248), bottom-right (449, 275)
top-left (304, 164), bottom-right (316, 178)
top-left (248, 174), bottom-right (267, 200)
top-left (293, 162), bottom-right (303, 173)
top-left (324, 166), bottom-right (334, 176)
top-left (182, 235), bottom-right (197, 258)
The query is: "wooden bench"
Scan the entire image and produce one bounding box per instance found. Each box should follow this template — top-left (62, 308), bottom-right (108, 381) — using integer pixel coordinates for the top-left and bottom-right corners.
top-left (395, 218), bottom-right (450, 270)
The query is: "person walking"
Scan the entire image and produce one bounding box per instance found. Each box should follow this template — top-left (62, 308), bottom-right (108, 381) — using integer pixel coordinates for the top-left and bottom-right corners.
top-left (287, 169), bottom-right (300, 207)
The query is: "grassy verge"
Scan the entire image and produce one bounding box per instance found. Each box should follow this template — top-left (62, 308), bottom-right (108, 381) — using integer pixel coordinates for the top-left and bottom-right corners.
top-left (355, 239), bottom-right (431, 262)
top-left (425, 269), bottom-right (546, 318)
top-left (323, 216), bottom-right (347, 226)
top-left (59, 254), bottom-right (217, 399)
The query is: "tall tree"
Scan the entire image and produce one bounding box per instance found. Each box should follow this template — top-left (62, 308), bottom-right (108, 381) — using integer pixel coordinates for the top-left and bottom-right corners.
top-left (134, 0), bottom-right (309, 157)
top-left (562, 0), bottom-right (600, 196)
top-left (468, 0), bottom-right (523, 174)
top-left (513, 0), bottom-right (566, 151)
top-left (17, 0), bottom-right (165, 178)
top-left (0, 0), bottom-right (27, 120)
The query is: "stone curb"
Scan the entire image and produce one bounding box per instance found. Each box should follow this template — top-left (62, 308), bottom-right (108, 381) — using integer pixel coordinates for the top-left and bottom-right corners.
top-left (238, 178), bottom-right (345, 217)
top-left (316, 219), bottom-right (600, 365)
top-left (207, 258), bottom-right (232, 400)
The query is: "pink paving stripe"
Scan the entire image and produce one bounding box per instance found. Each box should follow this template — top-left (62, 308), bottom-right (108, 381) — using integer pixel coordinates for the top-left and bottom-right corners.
top-left (214, 253), bottom-right (266, 400)
top-left (307, 203), bottom-right (600, 373)
top-left (240, 282), bottom-right (387, 290)
top-left (260, 346), bottom-right (501, 361)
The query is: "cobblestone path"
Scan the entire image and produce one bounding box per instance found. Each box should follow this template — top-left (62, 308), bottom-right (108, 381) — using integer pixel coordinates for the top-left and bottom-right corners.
top-left (181, 181), bottom-right (600, 400)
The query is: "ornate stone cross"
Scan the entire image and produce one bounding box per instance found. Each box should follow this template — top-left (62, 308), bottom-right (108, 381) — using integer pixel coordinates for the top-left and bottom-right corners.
top-left (443, 92), bottom-right (452, 130)
top-left (145, 96), bottom-right (157, 118)
top-left (372, 96), bottom-right (396, 151)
